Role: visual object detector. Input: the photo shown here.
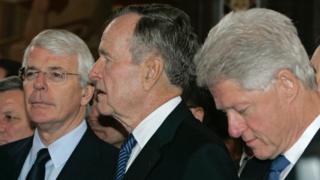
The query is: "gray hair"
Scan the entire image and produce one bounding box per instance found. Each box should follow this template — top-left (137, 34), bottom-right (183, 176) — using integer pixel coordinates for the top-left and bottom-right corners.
top-left (22, 29), bottom-right (94, 87)
top-left (0, 76), bottom-right (23, 92)
top-left (109, 4), bottom-right (199, 89)
top-left (195, 8), bottom-right (316, 90)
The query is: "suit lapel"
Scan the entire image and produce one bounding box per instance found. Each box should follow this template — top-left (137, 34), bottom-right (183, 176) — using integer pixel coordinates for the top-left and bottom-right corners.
top-left (240, 157), bottom-right (271, 180)
top-left (57, 127), bottom-right (99, 180)
top-left (287, 128), bottom-right (320, 180)
top-left (9, 136), bottom-right (33, 179)
top-left (0, 136), bottom-right (33, 179)
top-left (124, 102), bottom-right (188, 180)
top-left (57, 127), bottom-right (96, 180)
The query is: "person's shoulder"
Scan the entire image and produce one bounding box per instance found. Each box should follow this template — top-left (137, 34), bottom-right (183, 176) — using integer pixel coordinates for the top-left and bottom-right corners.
top-left (182, 116), bottom-right (225, 145)
top-left (83, 126), bottom-right (119, 155)
top-left (0, 136), bottom-right (33, 152)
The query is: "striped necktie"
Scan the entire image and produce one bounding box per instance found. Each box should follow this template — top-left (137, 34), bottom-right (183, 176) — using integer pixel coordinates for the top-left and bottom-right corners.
top-left (115, 134), bottom-right (137, 180)
top-left (268, 155), bottom-right (290, 180)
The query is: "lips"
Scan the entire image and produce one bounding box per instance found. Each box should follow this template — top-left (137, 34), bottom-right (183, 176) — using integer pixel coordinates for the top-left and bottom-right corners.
top-left (28, 92), bottom-right (54, 107)
top-left (29, 100), bottom-right (54, 107)
top-left (95, 88), bottom-right (106, 95)
top-left (244, 138), bottom-right (257, 148)
top-left (94, 88), bottom-right (106, 102)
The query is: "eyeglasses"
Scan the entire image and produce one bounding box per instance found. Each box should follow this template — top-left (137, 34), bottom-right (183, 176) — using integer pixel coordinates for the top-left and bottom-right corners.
top-left (19, 67), bottom-right (80, 83)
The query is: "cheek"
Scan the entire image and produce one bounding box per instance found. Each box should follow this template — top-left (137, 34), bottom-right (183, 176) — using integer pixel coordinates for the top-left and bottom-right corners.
top-left (6, 123), bottom-right (20, 136)
top-left (23, 84), bottom-right (33, 97)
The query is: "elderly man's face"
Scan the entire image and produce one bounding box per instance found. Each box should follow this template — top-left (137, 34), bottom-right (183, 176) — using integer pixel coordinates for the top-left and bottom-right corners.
top-left (23, 47), bottom-right (89, 130)
top-left (0, 89), bottom-right (33, 144)
top-left (89, 14), bottom-right (145, 127)
top-left (211, 79), bottom-right (294, 160)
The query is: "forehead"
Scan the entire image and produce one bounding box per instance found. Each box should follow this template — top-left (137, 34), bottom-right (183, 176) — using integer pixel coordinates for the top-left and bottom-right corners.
top-left (0, 90), bottom-right (24, 106)
top-left (27, 46), bottom-right (78, 71)
top-left (210, 79), bottom-right (261, 109)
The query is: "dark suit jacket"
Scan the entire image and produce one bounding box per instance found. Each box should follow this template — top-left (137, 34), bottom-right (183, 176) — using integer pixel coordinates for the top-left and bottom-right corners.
top-left (123, 102), bottom-right (238, 180)
top-left (0, 125), bottom-right (119, 180)
top-left (240, 128), bottom-right (320, 180)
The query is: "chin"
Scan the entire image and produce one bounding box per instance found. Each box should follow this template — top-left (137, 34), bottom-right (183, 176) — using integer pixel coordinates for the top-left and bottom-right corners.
top-left (29, 115), bottom-right (53, 125)
top-left (253, 149), bottom-right (273, 160)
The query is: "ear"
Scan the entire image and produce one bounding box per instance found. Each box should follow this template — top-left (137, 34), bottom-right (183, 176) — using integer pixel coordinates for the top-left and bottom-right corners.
top-left (142, 56), bottom-right (164, 90)
top-left (81, 84), bottom-right (95, 106)
top-left (275, 69), bottom-right (299, 102)
top-left (190, 107), bottom-right (205, 122)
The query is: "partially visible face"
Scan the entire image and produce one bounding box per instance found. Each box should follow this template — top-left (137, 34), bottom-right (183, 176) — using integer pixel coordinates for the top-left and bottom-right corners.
top-left (0, 67), bottom-right (7, 79)
top-left (211, 79), bottom-right (292, 159)
top-left (87, 105), bottom-right (126, 148)
top-left (189, 107), bottom-right (204, 122)
top-left (0, 90), bottom-right (33, 144)
top-left (311, 47), bottom-right (320, 85)
top-left (89, 14), bottom-right (144, 122)
top-left (23, 47), bottom-right (87, 130)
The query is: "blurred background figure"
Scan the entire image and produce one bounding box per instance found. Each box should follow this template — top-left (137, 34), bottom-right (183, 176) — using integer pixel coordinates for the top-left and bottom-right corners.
top-left (0, 76), bottom-right (33, 145)
top-left (87, 102), bottom-right (128, 148)
top-left (0, 58), bottom-right (21, 79)
top-left (182, 83), bottom-right (243, 165)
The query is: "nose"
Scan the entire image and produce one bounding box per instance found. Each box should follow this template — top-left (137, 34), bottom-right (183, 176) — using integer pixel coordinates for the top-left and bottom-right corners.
top-left (227, 110), bottom-right (247, 138)
top-left (89, 58), bottom-right (104, 82)
top-left (33, 72), bottom-right (48, 91)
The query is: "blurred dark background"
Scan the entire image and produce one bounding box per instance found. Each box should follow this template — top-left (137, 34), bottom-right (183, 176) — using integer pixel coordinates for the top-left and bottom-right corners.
top-left (0, 0), bottom-right (319, 62)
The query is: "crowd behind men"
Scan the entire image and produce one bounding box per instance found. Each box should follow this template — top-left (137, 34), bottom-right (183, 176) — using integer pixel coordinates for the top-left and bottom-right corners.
top-left (0, 3), bottom-right (320, 180)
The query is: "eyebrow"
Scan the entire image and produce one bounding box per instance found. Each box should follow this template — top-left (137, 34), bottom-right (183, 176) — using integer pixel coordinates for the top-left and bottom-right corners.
top-left (98, 48), bottom-right (114, 60)
top-left (26, 66), bottom-right (66, 71)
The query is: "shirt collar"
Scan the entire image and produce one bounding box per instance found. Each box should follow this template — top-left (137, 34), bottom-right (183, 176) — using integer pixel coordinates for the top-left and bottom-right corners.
top-left (284, 114), bottom-right (320, 164)
top-left (30, 120), bottom-right (87, 168)
top-left (132, 96), bottom-right (181, 149)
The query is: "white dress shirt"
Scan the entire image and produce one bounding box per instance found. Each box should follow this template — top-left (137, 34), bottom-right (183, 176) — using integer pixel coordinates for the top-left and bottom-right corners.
top-left (280, 114), bottom-right (320, 180)
top-left (18, 120), bottom-right (87, 180)
top-left (125, 96), bottom-right (181, 171)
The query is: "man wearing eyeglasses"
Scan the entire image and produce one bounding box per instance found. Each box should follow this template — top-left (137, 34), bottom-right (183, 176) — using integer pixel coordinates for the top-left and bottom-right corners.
top-left (0, 29), bottom-right (118, 180)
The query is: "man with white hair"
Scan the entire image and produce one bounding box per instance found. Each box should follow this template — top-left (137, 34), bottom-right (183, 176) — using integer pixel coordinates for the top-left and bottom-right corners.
top-left (195, 8), bottom-right (320, 180)
top-left (0, 29), bottom-right (118, 180)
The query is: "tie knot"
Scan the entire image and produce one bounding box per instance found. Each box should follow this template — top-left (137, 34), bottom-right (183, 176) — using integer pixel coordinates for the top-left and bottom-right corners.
top-left (26, 148), bottom-right (51, 180)
top-left (35, 148), bottom-right (51, 165)
top-left (121, 134), bottom-right (137, 153)
top-left (270, 155), bottom-right (290, 172)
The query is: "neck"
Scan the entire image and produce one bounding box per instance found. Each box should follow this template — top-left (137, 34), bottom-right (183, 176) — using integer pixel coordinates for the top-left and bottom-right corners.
top-left (284, 89), bottom-right (320, 152)
top-left (37, 108), bottom-right (86, 145)
top-left (119, 86), bottom-right (181, 133)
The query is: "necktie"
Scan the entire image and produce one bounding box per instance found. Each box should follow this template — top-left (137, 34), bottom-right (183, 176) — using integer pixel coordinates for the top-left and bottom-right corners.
top-left (115, 134), bottom-right (137, 180)
top-left (26, 148), bottom-right (51, 180)
top-left (268, 155), bottom-right (290, 180)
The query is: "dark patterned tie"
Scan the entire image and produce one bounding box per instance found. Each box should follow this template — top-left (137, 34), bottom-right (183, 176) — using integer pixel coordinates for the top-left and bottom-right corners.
top-left (26, 148), bottom-right (51, 180)
top-left (268, 155), bottom-right (290, 180)
top-left (115, 134), bottom-right (137, 180)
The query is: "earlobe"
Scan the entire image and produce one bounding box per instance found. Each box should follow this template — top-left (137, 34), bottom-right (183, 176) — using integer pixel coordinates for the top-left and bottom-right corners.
top-left (81, 85), bottom-right (95, 105)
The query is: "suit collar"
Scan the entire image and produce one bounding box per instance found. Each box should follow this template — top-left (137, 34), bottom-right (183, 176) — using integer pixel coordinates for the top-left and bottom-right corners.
top-left (132, 96), bottom-right (181, 149)
top-left (241, 129), bottom-right (320, 180)
top-left (5, 136), bottom-right (33, 179)
top-left (125, 102), bottom-right (192, 179)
